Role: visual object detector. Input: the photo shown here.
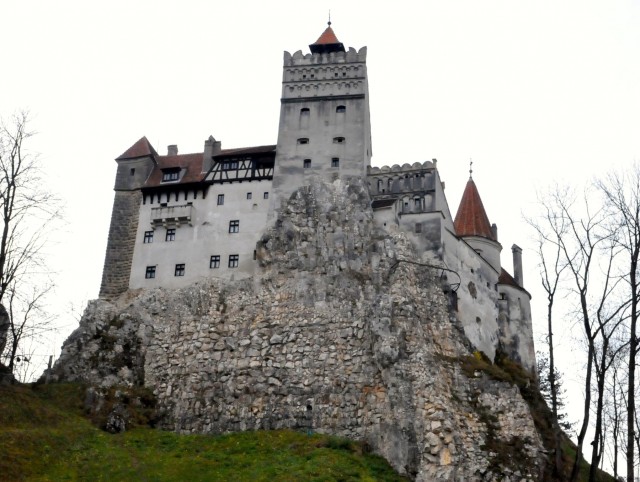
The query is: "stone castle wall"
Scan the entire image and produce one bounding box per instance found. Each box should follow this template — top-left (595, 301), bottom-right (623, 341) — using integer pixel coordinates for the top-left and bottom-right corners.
top-left (55, 180), bottom-right (545, 481)
top-left (99, 190), bottom-right (142, 299)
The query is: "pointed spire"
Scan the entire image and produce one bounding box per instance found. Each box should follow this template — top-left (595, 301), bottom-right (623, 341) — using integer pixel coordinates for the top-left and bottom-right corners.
top-left (309, 20), bottom-right (345, 54)
top-left (116, 136), bottom-right (158, 160)
top-left (453, 178), bottom-right (496, 240)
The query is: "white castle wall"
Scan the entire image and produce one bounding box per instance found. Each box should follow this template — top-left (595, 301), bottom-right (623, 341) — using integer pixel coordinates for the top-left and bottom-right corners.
top-left (129, 179), bottom-right (272, 289)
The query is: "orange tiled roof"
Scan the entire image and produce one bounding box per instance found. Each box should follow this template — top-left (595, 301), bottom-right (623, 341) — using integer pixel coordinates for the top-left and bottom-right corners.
top-left (453, 178), bottom-right (495, 240)
top-left (312, 25), bottom-right (341, 45)
top-left (115, 136), bottom-right (158, 160)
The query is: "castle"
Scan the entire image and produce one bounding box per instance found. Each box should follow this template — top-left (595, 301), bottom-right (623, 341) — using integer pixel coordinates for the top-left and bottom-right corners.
top-left (98, 23), bottom-right (535, 371)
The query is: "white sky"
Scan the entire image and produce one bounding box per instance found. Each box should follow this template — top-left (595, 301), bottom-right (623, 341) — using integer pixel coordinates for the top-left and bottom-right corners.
top-left (2, 0), bottom-right (640, 460)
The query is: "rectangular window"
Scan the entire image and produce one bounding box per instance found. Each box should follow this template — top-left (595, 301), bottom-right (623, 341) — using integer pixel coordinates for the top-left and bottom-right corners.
top-left (229, 220), bottom-right (240, 233)
top-left (415, 223), bottom-right (422, 234)
top-left (414, 198), bottom-right (421, 208)
top-left (217, 194), bottom-right (224, 205)
top-left (246, 192), bottom-right (252, 200)
top-left (228, 254), bottom-right (239, 268)
top-left (145, 266), bottom-right (156, 279)
top-left (162, 169), bottom-right (180, 182)
top-left (143, 231), bottom-right (154, 243)
top-left (166, 228), bottom-right (176, 241)
top-left (222, 160), bottom-right (238, 170)
top-left (331, 158), bottom-right (339, 168)
top-left (263, 192), bottom-right (269, 200)
top-left (303, 159), bottom-right (311, 169)
top-left (210, 255), bottom-right (220, 269)
top-left (174, 264), bottom-right (185, 276)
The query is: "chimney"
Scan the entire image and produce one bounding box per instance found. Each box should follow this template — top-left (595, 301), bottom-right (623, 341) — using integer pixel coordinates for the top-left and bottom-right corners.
top-left (512, 244), bottom-right (523, 287)
top-left (167, 145), bottom-right (178, 156)
top-left (203, 136), bottom-right (222, 172)
top-left (491, 223), bottom-right (498, 241)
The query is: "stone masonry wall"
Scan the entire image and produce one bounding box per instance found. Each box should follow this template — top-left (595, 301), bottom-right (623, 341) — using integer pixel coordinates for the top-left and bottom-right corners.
top-left (54, 180), bottom-right (545, 481)
top-left (99, 190), bottom-right (141, 299)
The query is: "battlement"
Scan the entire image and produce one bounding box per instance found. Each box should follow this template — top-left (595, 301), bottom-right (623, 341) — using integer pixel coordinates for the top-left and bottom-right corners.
top-left (283, 46), bottom-right (367, 66)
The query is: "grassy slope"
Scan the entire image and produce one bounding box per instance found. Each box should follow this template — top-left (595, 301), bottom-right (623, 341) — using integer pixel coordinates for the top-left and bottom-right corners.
top-left (0, 383), bottom-right (407, 482)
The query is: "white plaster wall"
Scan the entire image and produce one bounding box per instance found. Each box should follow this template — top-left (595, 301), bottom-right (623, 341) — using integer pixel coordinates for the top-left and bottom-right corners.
top-left (442, 229), bottom-right (501, 360)
top-left (498, 284), bottom-right (536, 372)
top-left (129, 180), bottom-right (272, 289)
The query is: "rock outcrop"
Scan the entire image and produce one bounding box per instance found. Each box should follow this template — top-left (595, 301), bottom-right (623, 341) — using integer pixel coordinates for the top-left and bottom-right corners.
top-left (51, 179), bottom-right (546, 481)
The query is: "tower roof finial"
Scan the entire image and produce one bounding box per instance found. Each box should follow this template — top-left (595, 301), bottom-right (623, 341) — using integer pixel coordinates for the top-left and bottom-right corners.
top-left (469, 158), bottom-right (473, 179)
top-left (328, 9), bottom-right (331, 26)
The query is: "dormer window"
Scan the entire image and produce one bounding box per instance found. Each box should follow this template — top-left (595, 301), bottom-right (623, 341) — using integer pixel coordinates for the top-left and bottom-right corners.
top-left (222, 160), bottom-right (239, 170)
top-left (161, 168), bottom-right (180, 182)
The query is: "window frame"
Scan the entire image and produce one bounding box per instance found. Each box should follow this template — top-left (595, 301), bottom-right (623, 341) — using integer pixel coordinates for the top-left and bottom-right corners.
top-left (228, 254), bottom-right (239, 268)
top-left (229, 220), bottom-right (240, 233)
top-left (166, 228), bottom-right (176, 241)
top-left (210, 255), bottom-right (221, 269)
top-left (331, 158), bottom-right (340, 168)
top-left (143, 231), bottom-right (154, 244)
top-left (161, 168), bottom-right (180, 182)
top-left (217, 194), bottom-right (225, 205)
top-left (174, 263), bottom-right (185, 277)
top-left (145, 266), bottom-right (156, 279)
top-left (303, 159), bottom-right (311, 169)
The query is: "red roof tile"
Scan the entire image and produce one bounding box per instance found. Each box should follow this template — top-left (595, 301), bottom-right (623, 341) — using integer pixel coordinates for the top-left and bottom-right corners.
top-left (215, 145), bottom-right (276, 157)
top-left (499, 268), bottom-right (531, 297)
top-left (453, 179), bottom-right (495, 240)
top-left (116, 136), bottom-right (158, 160)
top-left (144, 152), bottom-right (205, 187)
top-left (313, 25), bottom-right (341, 45)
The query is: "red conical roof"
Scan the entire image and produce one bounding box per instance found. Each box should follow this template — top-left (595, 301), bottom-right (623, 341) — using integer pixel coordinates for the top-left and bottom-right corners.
top-left (310, 23), bottom-right (345, 54)
top-left (116, 136), bottom-right (158, 160)
top-left (453, 178), bottom-right (496, 240)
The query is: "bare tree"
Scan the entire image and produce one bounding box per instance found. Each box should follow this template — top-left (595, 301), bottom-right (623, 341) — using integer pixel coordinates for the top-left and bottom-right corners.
top-left (0, 112), bottom-right (61, 376)
top-left (527, 199), bottom-right (568, 475)
top-left (598, 166), bottom-right (640, 482)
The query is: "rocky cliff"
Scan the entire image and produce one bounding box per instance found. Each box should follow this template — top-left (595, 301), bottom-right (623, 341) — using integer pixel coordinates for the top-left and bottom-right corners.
top-left (51, 179), bottom-right (546, 481)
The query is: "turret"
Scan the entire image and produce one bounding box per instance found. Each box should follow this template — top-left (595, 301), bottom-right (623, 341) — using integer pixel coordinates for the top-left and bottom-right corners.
top-left (453, 176), bottom-right (502, 273)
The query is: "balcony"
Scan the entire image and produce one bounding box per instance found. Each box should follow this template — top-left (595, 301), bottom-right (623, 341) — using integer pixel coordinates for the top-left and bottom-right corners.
top-left (150, 203), bottom-right (193, 227)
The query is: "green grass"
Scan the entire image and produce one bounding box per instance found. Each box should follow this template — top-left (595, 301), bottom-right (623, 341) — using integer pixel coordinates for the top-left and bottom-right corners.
top-left (0, 383), bottom-right (408, 481)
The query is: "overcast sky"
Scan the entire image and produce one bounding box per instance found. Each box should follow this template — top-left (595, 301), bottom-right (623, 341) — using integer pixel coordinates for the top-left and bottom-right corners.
top-left (2, 0), bottom-right (640, 451)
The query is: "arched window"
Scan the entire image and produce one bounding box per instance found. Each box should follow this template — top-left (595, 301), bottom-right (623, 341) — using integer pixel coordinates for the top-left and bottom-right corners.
top-left (336, 105), bottom-right (346, 113)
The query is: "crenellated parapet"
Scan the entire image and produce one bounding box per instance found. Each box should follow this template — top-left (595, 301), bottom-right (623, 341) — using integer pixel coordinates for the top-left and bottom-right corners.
top-left (367, 161), bottom-right (438, 206)
top-left (283, 46), bottom-right (367, 66)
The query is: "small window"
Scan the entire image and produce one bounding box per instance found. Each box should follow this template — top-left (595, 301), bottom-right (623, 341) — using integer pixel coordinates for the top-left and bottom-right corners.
top-left (263, 192), bottom-right (269, 199)
top-left (222, 160), bottom-right (238, 170)
top-left (174, 264), bottom-right (185, 277)
top-left (303, 159), bottom-right (311, 169)
top-left (217, 194), bottom-right (224, 205)
top-left (161, 169), bottom-right (180, 182)
top-left (336, 105), bottom-right (346, 113)
top-left (253, 250), bottom-right (257, 260)
top-left (210, 255), bottom-right (220, 269)
top-left (143, 231), bottom-right (154, 243)
top-left (130, 168), bottom-right (135, 176)
top-left (331, 158), bottom-right (340, 168)
top-left (415, 198), bottom-right (421, 208)
top-left (300, 108), bottom-right (310, 116)
top-left (333, 137), bottom-right (345, 144)
top-left (229, 254), bottom-right (239, 268)
top-left (297, 138), bottom-right (309, 145)
top-left (415, 223), bottom-right (422, 234)
top-left (246, 192), bottom-right (252, 200)
top-left (229, 220), bottom-right (239, 233)
top-left (145, 266), bottom-right (156, 279)
top-left (166, 228), bottom-right (176, 241)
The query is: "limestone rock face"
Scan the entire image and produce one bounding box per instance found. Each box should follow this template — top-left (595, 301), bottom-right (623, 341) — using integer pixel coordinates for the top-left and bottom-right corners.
top-left (51, 179), bottom-right (545, 481)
